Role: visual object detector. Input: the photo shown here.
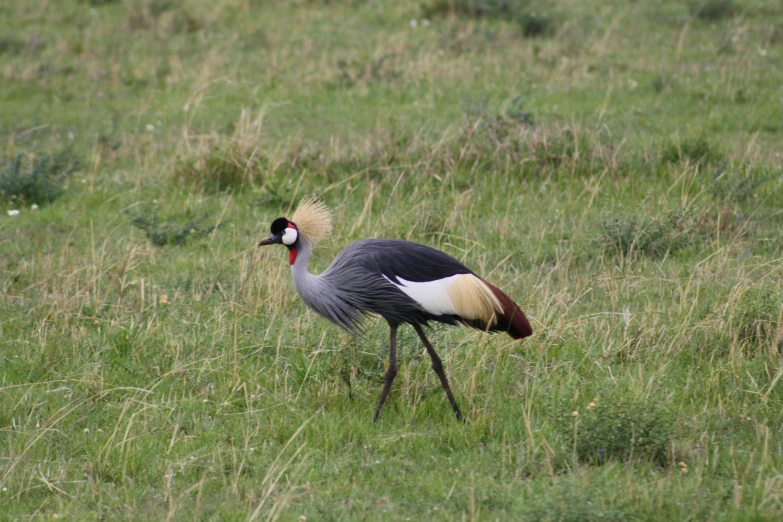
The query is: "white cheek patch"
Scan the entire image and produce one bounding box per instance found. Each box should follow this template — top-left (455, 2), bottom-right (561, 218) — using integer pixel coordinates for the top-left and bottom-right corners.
top-left (282, 227), bottom-right (298, 245)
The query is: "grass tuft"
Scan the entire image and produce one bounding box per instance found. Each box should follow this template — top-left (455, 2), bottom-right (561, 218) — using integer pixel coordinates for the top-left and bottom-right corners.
top-left (689, 0), bottom-right (736, 21)
top-left (599, 209), bottom-right (694, 258)
top-left (335, 54), bottom-right (402, 88)
top-left (557, 389), bottom-right (673, 466)
top-left (711, 166), bottom-right (778, 204)
top-left (82, 0), bottom-right (121, 6)
top-left (733, 286), bottom-right (782, 350)
top-left (174, 143), bottom-right (261, 192)
top-left (421, 0), bottom-right (558, 37)
top-left (661, 135), bottom-right (723, 166)
top-left (129, 212), bottom-right (223, 246)
top-left (0, 35), bottom-right (30, 55)
top-left (174, 110), bottom-right (268, 192)
top-left (0, 150), bottom-right (79, 205)
top-left (125, 0), bottom-right (202, 33)
top-left (523, 488), bottom-right (630, 522)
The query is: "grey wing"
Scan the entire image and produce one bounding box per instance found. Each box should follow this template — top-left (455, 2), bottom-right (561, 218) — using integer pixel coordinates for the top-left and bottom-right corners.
top-left (317, 241), bottom-right (432, 330)
top-left (346, 239), bottom-right (475, 283)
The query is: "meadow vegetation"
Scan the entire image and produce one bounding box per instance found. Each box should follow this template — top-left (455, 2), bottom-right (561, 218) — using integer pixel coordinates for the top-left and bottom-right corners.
top-left (2, 0), bottom-right (783, 519)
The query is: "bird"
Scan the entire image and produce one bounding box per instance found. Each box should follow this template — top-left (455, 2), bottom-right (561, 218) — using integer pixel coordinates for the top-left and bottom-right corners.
top-left (258, 197), bottom-right (533, 421)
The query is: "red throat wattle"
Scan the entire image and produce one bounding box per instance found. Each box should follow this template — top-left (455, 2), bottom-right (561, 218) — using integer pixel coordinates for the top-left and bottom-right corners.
top-left (287, 222), bottom-right (298, 265)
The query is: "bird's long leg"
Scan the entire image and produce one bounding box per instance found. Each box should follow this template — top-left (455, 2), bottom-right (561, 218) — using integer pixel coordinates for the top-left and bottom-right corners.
top-left (373, 324), bottom-right (398, 422)
top-left (413, 324), bottom-right (463, 421)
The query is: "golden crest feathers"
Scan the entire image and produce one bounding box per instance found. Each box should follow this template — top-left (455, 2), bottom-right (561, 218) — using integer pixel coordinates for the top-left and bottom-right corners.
top-left (291, 196), bottom-right (334, 243)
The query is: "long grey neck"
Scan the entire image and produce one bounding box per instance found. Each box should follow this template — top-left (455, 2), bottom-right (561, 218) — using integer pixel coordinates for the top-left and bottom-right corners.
top-left (289, 236), bottom-right (366, 333)
top-left (291, 236), bottom-right (324, 301)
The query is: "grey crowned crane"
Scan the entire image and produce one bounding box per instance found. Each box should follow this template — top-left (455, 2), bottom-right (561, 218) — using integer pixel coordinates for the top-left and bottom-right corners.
top-left (258, 198), bottom-right (533, 421)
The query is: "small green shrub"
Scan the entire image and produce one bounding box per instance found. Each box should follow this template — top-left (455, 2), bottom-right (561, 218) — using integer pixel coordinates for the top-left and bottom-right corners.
top-left (711, 166), bottom-right (777, 204)
top-left (463, 93), bottom-right (533, 126)
top-left (421, 0), bottom-right (557, 38)
top-left (0, 35), bottom-right (27, 55)
top-left (652, 74), bottom-right (668, 94)
top-left (173, 144), bottom-right (261, 192)
top-left (523, 489), bottom-right (628, 522)
top-left (556, 389), bottom-right (673, 465)
top-left (129, 212), bottom-right (224, 247)
top-left (0, 151), bottom-right (79, 205)
top-left (82, 0), bottom-right (121, 6)
top-left (514, 9), bottom-right (552, 38)
top-left (126, 0), bottom-right (172, 31)
top-left (661, 136), bottom-right (723, 165)
top-left (125, 0), bottom-right (201, 33)
top-left (282, 0), bottom-right (365, 5)
top-left (733, 287), bottom-right (781, 348)
top-left (599, 210), bottom-right (693, 258)
top-left (335, 53), bottom-right (402, 87)
top-left (532, 127), bottom-right (584, 167)
top-left (689, 0), bottom-right (735, 21)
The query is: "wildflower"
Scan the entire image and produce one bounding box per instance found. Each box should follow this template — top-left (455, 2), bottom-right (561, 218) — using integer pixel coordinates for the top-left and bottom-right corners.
top-left (410, 19), bottom-right (417, 27)
top-left (571, 411), bottom-right (579, 417)
top-left (160, 294), bottom-right (170, 305)
top-left (7, 209), bottom-right (20, 216)
top-left (588, 401), bottom-right (597, 409)
top-left (146, 124), bottom-right (155, 131)
top-left (31, 204), bottom-right (39, 210)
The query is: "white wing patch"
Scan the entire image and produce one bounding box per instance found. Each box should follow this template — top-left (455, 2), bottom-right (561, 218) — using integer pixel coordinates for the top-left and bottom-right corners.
top-left (384, 273), bottom-right (501, 323)
top-left (385, 275), bottom-right (461, 316)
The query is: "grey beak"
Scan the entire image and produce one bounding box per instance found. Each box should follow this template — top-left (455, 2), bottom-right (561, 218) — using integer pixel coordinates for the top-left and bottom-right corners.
top-left (258, 234), bottom-right (282, 246)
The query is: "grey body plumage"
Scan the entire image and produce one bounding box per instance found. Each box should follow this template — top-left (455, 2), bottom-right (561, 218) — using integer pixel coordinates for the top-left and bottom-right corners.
top-left (292, 237), bottom-right (472, 333)
top-left (291, 237), bottom-right (423, 332)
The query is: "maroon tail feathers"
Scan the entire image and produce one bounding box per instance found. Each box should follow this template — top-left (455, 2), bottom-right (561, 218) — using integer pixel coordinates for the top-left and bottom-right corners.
top-left (484, 281), bottom-right (533, 340)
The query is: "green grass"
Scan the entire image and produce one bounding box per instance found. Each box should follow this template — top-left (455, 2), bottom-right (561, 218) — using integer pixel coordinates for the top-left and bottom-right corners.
top-left (2, 0), bottom-right (783, 519)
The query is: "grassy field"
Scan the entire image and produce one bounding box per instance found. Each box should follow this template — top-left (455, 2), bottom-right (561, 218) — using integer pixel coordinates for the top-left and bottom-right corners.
top-left (2, 0), bottom-right (783, 519)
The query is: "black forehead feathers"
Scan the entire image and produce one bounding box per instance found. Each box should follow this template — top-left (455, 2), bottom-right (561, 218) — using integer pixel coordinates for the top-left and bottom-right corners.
top-left (270, 217), bottom-right (290, 235)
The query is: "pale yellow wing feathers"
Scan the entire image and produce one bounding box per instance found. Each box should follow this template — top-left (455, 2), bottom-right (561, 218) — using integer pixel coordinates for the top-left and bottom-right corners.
top-left (291, 197), bottom-right (334, 243)
top-left (447, 274), bottom-right (503, 324)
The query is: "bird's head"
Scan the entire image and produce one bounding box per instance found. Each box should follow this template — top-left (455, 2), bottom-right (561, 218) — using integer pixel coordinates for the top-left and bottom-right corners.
top-left (258, 197), bottom-right (333, 265)
top-left (258, 217), bottom-right (300, 264)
